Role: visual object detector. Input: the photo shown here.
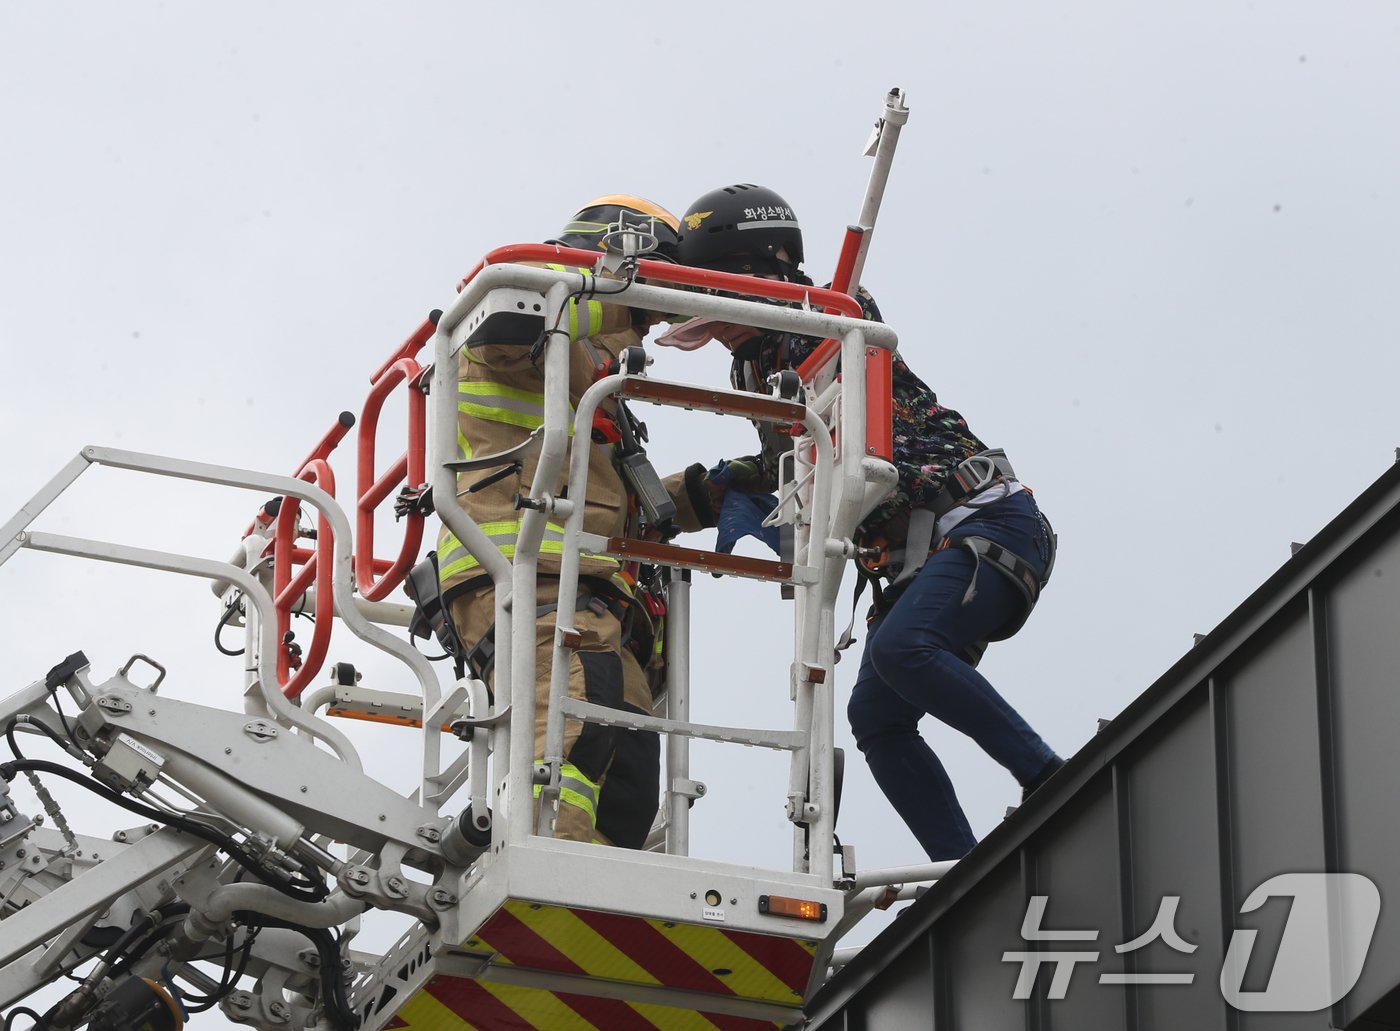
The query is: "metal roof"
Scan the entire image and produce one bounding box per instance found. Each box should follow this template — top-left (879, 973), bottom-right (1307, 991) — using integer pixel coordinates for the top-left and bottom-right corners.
top-left (806, 456), bottom-right (1400, 1029)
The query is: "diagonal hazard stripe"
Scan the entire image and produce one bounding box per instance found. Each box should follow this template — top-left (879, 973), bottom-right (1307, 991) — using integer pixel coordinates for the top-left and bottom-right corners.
top-left (388, 973), bottom-right (785, 1031)
top-left (650, 921), bottom-right (801, 1005)
top-left (503, 900), bottom-right (660, 985)
top-left (550, 988), bottom-right (662, 1031)
top-left (477, 979), bottom-right (601, 1030)
top-left (692, 1010), bottom-right (787, 1031)
top-left (456, 902), bottom-right (808, 1027)
top-left (473, 905), bottom-right (576, 973)
top-left (569, 907), bottom-right (737, 996)
top-left (425, 976), bottom-right (534, 1030)
top-left (628, 1001), bottom-right (779, 1031)
top-left (471, 906), bottom-right (660, 1029)
top-left (718, 928), bottom-right (818, 996)
top-left (390, 979), bottom-right (486, 1030)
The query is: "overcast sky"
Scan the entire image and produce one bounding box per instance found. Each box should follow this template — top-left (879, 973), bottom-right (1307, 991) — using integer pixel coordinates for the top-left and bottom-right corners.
top-left (4, 1), bottom-right (1400, 1024)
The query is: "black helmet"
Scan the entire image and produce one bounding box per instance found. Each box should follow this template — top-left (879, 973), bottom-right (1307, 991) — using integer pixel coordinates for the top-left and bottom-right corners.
top-left (547, 194), bottom-right (681, 262)
top-left (675, 184), bottom-right (804, 277)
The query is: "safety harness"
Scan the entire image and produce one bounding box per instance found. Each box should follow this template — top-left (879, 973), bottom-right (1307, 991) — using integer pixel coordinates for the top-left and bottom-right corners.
top-left (837, 449), bottom-right (1056, 661)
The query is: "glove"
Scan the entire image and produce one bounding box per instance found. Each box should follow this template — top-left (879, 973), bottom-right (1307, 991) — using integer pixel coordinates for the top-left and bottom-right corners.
top-left (715, 490), bottom-right (781, 556)
top-left (706, 457), bottom-right (766, 494)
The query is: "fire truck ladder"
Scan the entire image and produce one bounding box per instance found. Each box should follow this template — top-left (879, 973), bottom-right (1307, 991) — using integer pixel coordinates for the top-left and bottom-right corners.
top-left (0, 90), bottom-right (938, 1031)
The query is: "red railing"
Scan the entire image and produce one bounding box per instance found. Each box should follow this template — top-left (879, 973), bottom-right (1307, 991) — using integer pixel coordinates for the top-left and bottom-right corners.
top-left (274, 459), bottom-right (336, 699)
top-left (267, 321), bottom-right (434, 698)
top-left (356, 356), bottom-right (426, 601)
top-left (473, 243), bottom-right (890, 458)
top-left (261, 242), bottom-right (893, 695)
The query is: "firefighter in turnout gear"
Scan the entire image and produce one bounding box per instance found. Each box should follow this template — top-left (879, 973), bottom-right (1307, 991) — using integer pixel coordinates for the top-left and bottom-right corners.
top-left (660, 183), bottom-right (1064, 862)
top-left (437, 195), bottom-right (710, 847)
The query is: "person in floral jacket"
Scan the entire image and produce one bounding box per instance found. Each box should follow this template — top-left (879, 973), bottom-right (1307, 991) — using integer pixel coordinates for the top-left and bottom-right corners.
top-left (660, 183), bottom-right (1064, 861)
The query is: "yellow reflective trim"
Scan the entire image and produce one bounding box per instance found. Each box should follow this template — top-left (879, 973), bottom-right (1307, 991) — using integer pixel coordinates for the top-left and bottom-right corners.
top-left (648, 919), bottom-right (798, 1003)
top-left (438, 532), bottom-right (467, 564)
top-left (457, 381), bottom-right (574, 436)
top-left (501, 901), bottom-right (659, 985)
top-left (458, 380), bottom-right (547, 406)
top-left (457, 427), bottom-right (472, 461)
top-left (459, 400), bottom-right (542, 431)
top-left (627, 1001), bottom-right (730, 1031)
top-left (439, 555), bottom-right (478, 581)
top-left (438, 521), bottom-right (619, 581)
top-left (533, 782), bottom-right (596, 822)
top-left (560, 762), bottom-right (600, 790)
top-left (569, 298), bottom-right (601, 338)
top-left (390, 983), bottom-right (483, 1029)
top-left (476, 980), bottom-right (599, 1030)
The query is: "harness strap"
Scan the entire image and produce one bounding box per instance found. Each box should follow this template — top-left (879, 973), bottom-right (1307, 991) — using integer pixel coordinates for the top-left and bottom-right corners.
top-left (835, 568), bottom-right (875, 654)
top-left (929, 448), bottom-right (1017, 517)
top-left (463, 584), bottom-right (627, 683)
top-left (943, 530), bottom-right (1049, 642)
top-left (889, 507), bottom-right (939, 588)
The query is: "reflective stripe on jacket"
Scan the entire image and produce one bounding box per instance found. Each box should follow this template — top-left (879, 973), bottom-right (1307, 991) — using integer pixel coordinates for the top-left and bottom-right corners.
top-left (437, 262), bottom-right (721, 598)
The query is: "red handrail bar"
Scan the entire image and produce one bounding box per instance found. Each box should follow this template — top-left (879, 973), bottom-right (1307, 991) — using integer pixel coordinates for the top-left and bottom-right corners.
top-left (794, 226), bottom-right (866, 382)
top-left (297, 411), bottom-right (356, 475)
top-left (290, 547), bottom-right (392, 575)
top-left (242, 412), bottom-right (355, 538)
top-left (827, 224), bottom-right (892, 462)
top-left (369, 316), bottom-right (437, 385)
top-left (249, 237), bottom-right (892, 692)
top-left (356, 357), bottom-right (426, 601)
top-left (470, 243), bottom-right (891, 458)
top-left (470, 244), bottom-right (865, 320)
top-left (274, 459), bottom-right (336, 699)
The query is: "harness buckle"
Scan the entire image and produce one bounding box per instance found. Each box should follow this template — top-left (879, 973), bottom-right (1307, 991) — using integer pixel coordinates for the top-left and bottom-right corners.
top-left (951, 448), bottom-right (1009, 497)
top-left (933, 448), bottom-right (1018, 515)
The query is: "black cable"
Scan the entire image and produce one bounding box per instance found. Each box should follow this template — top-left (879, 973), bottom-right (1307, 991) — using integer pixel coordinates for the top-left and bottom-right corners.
top-left (234, 915), bottom-right (357, 1030)
top-left (179, 929), bottom-right (236, 1012)
top-left (528, 263), bottom-right (639, 371)
top-left (37, 678), bottom-right (80, 752)
top-left (0, 758), bottom-right (327, 903)
top-left (182, 922), bottom-right (259, 1014)
top-left (3, 1006), bottom-right (46, 1031)
top-left (214, 597), bottom-right (245, 656)
top-left (105, 909), bottom-right (191, 981)
top-left (407, 635), bottom-right (451, 663)
top-left (4, 717), bottom-right (76, 765)
top-left (98, 910), bottom-right (158, 969)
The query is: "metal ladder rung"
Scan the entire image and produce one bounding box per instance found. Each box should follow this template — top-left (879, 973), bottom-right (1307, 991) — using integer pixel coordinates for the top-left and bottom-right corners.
top-left (620, 378), bottom-right (806, 425)
top-left (559, 698), bottom-right (808, 751)
top-left (595, 536), bottom-right (807, 584)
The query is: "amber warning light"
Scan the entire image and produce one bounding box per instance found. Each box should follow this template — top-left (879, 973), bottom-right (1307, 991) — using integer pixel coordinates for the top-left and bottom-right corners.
top-left (758, 894), bottom-right (828, 922)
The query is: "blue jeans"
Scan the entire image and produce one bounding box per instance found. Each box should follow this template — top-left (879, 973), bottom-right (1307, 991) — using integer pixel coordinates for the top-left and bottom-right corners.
top-left (847, 489), bottom-right (1059, 861)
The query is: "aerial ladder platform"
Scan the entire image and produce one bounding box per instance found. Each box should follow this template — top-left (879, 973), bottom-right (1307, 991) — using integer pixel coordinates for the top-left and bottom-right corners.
top-left (0, 95), bottom-right (940, 1031)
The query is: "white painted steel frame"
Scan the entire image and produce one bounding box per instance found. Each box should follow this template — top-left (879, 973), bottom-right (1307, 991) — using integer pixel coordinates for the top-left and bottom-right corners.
top-left (429, 260), bottom-right (897, 882)
top-left (0, 259), bottom-right (920, 1030)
